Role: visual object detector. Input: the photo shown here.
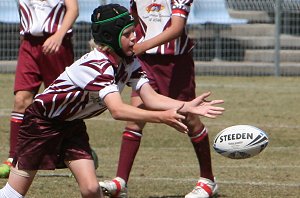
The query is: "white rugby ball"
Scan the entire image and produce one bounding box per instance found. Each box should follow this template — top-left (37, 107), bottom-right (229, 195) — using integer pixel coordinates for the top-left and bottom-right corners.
top-left (213, 125), bottom-right (269, 159)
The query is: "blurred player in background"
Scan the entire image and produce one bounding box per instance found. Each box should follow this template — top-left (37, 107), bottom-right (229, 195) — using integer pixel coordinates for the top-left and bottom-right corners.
top-left (100, 1), bottom-right (219, 198)
top-left (0, 0), bottom-right (79, 178)
top-left (0, 4), bottom-right (224, 198)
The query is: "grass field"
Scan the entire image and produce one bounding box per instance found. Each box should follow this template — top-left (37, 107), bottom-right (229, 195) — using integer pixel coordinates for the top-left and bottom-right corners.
top-left (0, 74), bottom-right (299, 198)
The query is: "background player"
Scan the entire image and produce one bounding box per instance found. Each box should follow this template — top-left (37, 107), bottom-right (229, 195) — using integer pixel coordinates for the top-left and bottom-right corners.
top-left (100, 1), bottom-right (219, 198)
top-left (0, 4), bottom-right (224, 198)
top-left (0, 0), bottom-right (79, 178)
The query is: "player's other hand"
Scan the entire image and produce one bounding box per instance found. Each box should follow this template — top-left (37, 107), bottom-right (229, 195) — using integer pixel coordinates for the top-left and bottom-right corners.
top-left (42, 34), bottom-right (63, 55)
top-left (161, 108), bottom-right (188, 133)
top-left (179, 92), bottom-right (225, 118)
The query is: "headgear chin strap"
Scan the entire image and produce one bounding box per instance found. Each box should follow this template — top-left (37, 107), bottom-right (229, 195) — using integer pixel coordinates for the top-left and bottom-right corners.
top-left (91, 4), bottom-right (134, 57)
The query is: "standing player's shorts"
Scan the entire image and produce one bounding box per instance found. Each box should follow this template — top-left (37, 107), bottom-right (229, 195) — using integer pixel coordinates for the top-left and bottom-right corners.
top-left (12, 103), bottom-right (93, 170)
top-left (134, 52), bottom-right (196, 101)
top-left (14, 33), bottom-right (74, 94)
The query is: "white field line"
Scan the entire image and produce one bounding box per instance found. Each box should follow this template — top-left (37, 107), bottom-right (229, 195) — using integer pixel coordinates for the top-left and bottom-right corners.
top-left (121, 164), bottom-right (300, 169)
top-left (35, 173), bottom-right (300, 187)
top-left (95, 147), bottom-right (300, 151)
top-left (130, 177), bottom-right (300, 187)
top-left (131, 165), bottom-right (300, 170)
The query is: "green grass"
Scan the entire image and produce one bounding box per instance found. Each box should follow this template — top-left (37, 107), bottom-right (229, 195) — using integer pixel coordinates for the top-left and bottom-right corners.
top-left (0, 74), bottom-right (300, 197)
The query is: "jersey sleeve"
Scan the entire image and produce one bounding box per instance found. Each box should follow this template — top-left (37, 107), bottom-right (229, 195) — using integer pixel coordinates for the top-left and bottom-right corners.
top-left (171, 0), bottom-right (193, 19)
top-left (65, 58), bottom-right (119, 100)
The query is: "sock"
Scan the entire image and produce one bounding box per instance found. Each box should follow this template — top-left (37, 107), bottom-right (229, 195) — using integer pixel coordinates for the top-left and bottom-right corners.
top-left (116, 128), bottom-right (142, 183)
top-left (190, 127), bottom-right (214, 181)
top-left (0, 183), bottom-right (24, 198)
top-left (9, 112), bottom-right (24, 158)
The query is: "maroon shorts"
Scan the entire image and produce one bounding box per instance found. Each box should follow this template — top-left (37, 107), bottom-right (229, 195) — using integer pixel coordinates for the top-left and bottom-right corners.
top-left (14, 33), bottom-right (74, 94)
top-left (13, 104), bottom-right (93, 170)
top-left (133, 53), bottom-right (196, 101)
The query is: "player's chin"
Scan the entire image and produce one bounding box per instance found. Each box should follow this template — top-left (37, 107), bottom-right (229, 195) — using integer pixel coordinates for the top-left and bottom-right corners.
top-left (125, 49), bottom-right (134, 57)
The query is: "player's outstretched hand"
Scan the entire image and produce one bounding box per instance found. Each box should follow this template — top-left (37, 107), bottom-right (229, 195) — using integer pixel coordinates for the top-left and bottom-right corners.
top-left (161, 108), bottom-right (188, 133)
top-left (178, 92), bottom-right (225, 118)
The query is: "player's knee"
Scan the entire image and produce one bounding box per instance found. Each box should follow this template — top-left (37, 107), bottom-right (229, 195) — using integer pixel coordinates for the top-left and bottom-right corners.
top-left (80, 182), bottom-right (101, 198)
top-left (185, 114), bottom-right (203, 134)
top-left (125, 121), bottom-right (145, 131)
top-left (14, 94), bottom-right (33, 112)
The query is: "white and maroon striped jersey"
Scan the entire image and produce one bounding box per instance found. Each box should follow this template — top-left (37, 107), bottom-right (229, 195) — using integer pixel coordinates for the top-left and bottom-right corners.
top-left (33, 48), bottom-right (149, 121)
top-left (19, 0), bottom-right (71, 36)
top-left (131, 0), bottom-right (194, 55)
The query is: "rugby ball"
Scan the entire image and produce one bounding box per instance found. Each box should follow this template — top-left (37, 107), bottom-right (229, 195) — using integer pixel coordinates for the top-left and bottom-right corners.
top-left (213, 125), bottom-right (268, 159)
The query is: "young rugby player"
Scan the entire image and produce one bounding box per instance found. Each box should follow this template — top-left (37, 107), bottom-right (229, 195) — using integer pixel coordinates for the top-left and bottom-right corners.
top-left (0, 4), bottom-right (224, 198)
top-left (0, 0), bottom-right (79, 178)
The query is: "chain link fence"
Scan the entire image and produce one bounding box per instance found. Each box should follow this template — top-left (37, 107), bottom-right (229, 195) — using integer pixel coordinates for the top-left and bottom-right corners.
top-left (0, 0), bottom-right (300, 76)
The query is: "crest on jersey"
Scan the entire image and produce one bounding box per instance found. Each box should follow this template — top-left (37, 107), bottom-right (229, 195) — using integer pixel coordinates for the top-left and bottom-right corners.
top-left (146, 3), bottom-right (165, 13)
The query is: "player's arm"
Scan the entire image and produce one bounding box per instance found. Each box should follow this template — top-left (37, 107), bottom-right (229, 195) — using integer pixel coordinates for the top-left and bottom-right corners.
top-left (138, 83), bottom-right (225, 119)
top-left (103, 91), bottom-right (188, 133)
top-left (42, 0), bottom-right (79, 54)
top-left (133, 15), bottom-right (186, 55)
top-left (54, 0), bottom-right (79, 40)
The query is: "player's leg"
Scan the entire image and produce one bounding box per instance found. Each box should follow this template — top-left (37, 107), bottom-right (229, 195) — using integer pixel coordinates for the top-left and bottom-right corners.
top-left (100, 96), bottom-right (145, 198)
top-left (0, 91), bottom-right (36, 178)
top-left (67, 159), bottom-right (102, 198)
top-left (186, 115), bottom-right (214, 180)
top-left (0, 166), bottom-right (37, 197)
top-left (185, 115), bottom-right (218, 198)
top-left (10, 91), bottom-right (35, 156)
top-left (0, 91), bottom-right (35, 179)
top-left (1, 38), bottom-right (41, 178)
top-left (100, 55), bottom-right (162, 196)
top-left (156, 52), bottom-right (217, 198)
top-left (116, 95), bottom-right (146, 182)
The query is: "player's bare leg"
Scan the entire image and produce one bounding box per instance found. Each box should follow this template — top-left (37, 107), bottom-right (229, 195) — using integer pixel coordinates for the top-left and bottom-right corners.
top-left (67, 159), bottom-right (102, 198)
top-left (0, 165), bottom-right (37, 197)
